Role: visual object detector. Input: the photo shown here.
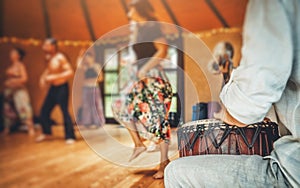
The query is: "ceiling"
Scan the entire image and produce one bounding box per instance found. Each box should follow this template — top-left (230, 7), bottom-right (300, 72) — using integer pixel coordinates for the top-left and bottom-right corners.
top-left (1, 0), bottom-right (248, 40)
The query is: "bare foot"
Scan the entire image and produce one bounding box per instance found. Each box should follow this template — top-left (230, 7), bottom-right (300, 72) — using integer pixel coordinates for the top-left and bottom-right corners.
top-left (147, 141), bottom-right (160, 152)
top-left (153, 159), bottom-right (170, 179)
top-left (129, 146), bottom-right (147, 162)
top-left (65, 139), bottom-right (75, 145)
top-left (28, 129), bottom-right (35, 136)
top-left (35, 134), bottom-right (53, 142)
top-left (1, 128), bottom-right (9, 137)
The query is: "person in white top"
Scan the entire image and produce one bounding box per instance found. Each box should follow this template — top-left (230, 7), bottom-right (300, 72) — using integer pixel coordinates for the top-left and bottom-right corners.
top-left (165, 0), bottom-right (300, 187)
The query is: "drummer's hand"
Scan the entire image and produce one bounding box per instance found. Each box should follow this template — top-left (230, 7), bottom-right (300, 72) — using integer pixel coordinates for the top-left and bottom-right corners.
top-left (214, 104), bottom-right (247, 127)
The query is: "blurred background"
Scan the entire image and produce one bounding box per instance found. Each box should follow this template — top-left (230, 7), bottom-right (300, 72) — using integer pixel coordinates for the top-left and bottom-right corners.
top-left (0, 0), bottom-right (246, 125)
top-left (0, 0), bottom-right (248, 187)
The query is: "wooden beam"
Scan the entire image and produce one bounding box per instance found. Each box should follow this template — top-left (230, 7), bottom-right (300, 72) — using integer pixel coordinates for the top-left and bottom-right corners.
top-left (80, 0), bottom-right (96, 41)
top-left (161, 0), bottom-right (185, 122)
top-left (41, 0), bottom-right (52, 38)
top-left (160, 0), bottom-right (180, 26)
top-left (0, 0), bottom-right (4, 37)
top-left (205, 0), bottom-right (230, 28)
top-left (119, 0), bottom-right (129, 19)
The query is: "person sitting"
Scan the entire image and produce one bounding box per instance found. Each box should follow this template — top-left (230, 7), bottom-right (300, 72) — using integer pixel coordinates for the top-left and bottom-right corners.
top-left (165, 0), bottom-right (300, 187)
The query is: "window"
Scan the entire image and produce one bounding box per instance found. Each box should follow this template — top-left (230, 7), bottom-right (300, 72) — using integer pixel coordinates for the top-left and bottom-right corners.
top-left (102, 46), bottom-right (179, 123)
top-left (162, 47), bottom-right (178, 113)
top-left (103, 48), bottom-right (119, 119)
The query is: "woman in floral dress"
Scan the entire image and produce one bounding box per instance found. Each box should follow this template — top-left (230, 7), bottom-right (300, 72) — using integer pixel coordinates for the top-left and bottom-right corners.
top-left (116, 0), bottom-right (173, 179)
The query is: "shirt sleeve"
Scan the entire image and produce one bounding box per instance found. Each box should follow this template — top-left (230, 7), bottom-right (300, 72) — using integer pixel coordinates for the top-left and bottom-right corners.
top-left (220, 0), bottom-right (294, 124)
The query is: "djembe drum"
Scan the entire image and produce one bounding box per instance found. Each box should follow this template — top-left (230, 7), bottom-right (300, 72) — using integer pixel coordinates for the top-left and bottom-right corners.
top-left (177, 119), bottom-right (280, 157)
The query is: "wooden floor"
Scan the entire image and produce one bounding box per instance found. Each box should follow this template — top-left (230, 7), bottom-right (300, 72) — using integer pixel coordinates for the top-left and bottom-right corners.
top-left (0, 125), bottom-right (179, 188)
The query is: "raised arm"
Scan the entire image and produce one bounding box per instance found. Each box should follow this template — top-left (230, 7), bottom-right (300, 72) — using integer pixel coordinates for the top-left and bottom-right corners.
top-left (76, 49), bottom-right (87, 70)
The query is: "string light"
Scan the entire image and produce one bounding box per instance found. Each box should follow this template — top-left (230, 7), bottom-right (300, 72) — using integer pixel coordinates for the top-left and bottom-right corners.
top-left (194, 27), bottom-right (242, 38)
top-left (0, 27), bottom-right (242, 47)
top-left (0, 37), bottom-right (93, 47)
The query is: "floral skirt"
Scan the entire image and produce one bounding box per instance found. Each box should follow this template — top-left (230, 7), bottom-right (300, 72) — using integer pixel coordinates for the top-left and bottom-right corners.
top-left (126, 75), bottom-right (173, 143)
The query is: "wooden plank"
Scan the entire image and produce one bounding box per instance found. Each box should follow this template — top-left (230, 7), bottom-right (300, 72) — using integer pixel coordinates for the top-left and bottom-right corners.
top-left (0, 126), bottom-right (169, 188)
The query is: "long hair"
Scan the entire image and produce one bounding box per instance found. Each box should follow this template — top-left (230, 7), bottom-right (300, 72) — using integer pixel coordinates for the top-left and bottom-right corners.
top-left (224, 42), bottom-right (234, 59)
top-left (13, 47), bottom-right (26, 61)
top-left (129, 0), bottom-right (157, 21)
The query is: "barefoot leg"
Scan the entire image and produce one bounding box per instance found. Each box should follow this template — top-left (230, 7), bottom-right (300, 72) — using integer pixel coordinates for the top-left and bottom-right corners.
top-left (153, 141), bottom-right (170, 179)
top-left (123, 121), bottom-right (146, 162)
top-left (35, 134), bottom-right (53, 142)
top-left (25, 119), bottom-right (35, 136)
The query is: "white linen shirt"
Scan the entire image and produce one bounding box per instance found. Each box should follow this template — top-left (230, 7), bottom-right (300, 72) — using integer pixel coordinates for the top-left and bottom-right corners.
top-left (220, 0), bottom-right (300, 187)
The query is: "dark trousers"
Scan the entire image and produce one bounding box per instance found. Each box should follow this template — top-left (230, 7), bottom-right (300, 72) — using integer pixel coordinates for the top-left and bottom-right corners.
top-left (40, 83), bottom-right (75, 139)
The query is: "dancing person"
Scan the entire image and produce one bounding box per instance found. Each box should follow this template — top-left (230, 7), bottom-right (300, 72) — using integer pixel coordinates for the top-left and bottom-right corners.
top-left (165, 0), bottom-right (299, 187)
top-left (76, 49), bottom-right (105, 128)
top-left (36, 38), bottom-right (76, 144)
top-left (209, 41), bottom-right (234, 84)
top-left (3, 47), bottom-right (35, 136)
top-left (118, 0), bottom-right (173, 179)
top-left (218, 42), bottom-right (234, 84)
